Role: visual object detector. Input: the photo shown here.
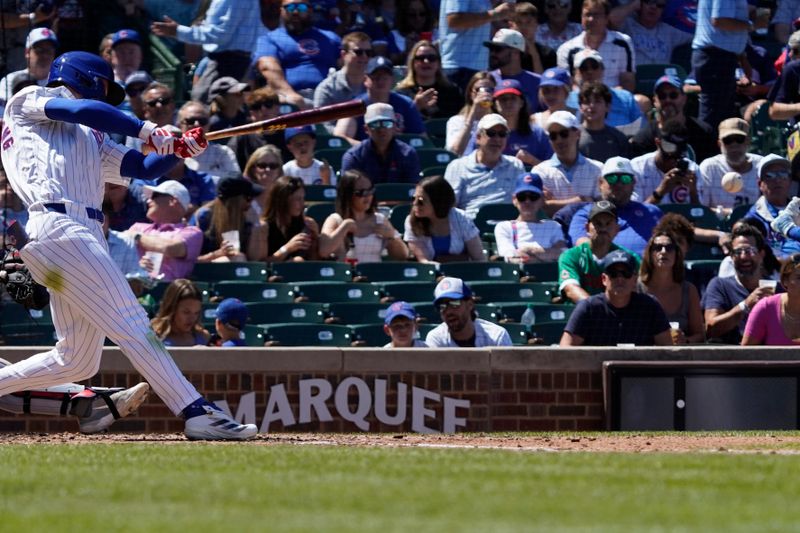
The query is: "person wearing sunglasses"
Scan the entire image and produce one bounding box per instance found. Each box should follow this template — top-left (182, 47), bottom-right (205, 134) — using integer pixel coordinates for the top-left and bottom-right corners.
top-left (703, 224), bottom-right (777, 344)
top-left (443, 113), bottom-right (525, 219)
top-left (536, 0), bottom-right (582, 52)
top-left (425, 277), bottom-right (512, 348)
top-left (313, 32), bottom-right (372, 130)
top-left (698, 118), bottom-right (762, 212)
top-left (741, 253), bottom-right (800, 345)
top-left (229, 88), bottom-right (291, 170)
top-left (577, 81), bottom-right (630, 163)
top-left (319, 170), bottom-right (409, 262)
top-left (561, 249), bottom-right (673, 346)
top-left (255, 0), bottom-right (341, 110)
top-left (120, 71), bottom-right (152, 121)
top-left (533, 110), bottom-right (601, 215)
top-left (177, 101), bottom-right (241, 184)
top-left (151, 0), bottom-right (259, 104)
top-left (405, 175), bottom-right (485, 264)
top-left (395, 40), bottom-right (462, 120)
top-left (639, 232), bottom-right (705, 344)
top-left (753, 154), bottom-right (800, 259)
top-left (495, 172), bottom-right (565, 263)
top-left (490, 79), bottom-right (552, 167)
top-left (261, 175), bottom-right (320, 262)
top-left (130, 83), bottom-right (176, 149)
top-left (631, 119), bottom-right (701, 205)
top-left (569, 157), bottom-right (661, 257)
top-left (341, 103), bottom-right (421, 184)
top-left (243, 145), bottom-right (284, 219)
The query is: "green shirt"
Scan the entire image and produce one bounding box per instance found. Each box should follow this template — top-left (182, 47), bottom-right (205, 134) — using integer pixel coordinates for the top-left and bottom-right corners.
top-left (558, 242), bottom-right (640, 295)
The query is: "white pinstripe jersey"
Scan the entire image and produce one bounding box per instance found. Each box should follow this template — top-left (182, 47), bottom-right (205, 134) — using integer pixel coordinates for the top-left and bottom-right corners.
top-left (1, 85), bottom-right (130, 211)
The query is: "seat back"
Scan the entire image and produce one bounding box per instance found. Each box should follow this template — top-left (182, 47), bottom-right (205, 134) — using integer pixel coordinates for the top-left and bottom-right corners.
top-left (356, 261), bottom-right (438, 282)
top-left (213, 281), bottom-right (297, 303)
top-left (269, 261), bottom-right (353, 282)
top-left (262, 323), bottom-right (353, 346)
top-left (474, 203), bottom-right (519, 235)
top-left (327, 302), bottom-right (389, 324)
top-left (294, 282), bottom-right (382, 303)
top-left (469, 281), bottom-right (560, 303)
top-left (247, 301), bottom-right (329, 325)
top-left (389, 203), bottom-right (412, 233)
top-left (439, 261), bottom-right (521, 282)
top-left (191, 262), bottom-right (267, 283)
top-left (304, 184), bottom-right (337, 203)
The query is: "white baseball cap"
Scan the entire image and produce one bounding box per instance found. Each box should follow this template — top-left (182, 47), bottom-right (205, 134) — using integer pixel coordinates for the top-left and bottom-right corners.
top-left (433, 277), bottom-right (473, 305)
top-left (573, 49), bottom-right (604, 69)
top-left (26, 27), bottom-right (58, 49)
top-left (477, 113), bottom-right (508, 132)
top-left (602, 156), bottom-right (635, 177)
top-left (484, 28), bottom-right (525, 53)
top-left (757, 153), bottom-right (791, 179)
top-left (364, 102), bottom-right (395, 124)
top-left (546, 110), bottom-right (579, 130)
top-left (142, 180), bottom-right (191, 211)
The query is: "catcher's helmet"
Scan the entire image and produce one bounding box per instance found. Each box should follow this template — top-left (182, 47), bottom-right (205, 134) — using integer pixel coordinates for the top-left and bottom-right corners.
top-left (47, 51), bottom-right (125, 106)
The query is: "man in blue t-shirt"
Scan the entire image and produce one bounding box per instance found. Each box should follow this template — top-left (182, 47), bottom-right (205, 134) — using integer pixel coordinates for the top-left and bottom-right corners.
top-left (255, 0), bottom-right (341, 109)
top-left (485, 28), bottom-right (543, 112)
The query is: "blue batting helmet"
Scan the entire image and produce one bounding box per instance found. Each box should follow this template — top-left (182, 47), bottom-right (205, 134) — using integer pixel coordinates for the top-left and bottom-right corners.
top-left (47, 51), bottom-right (125, 106)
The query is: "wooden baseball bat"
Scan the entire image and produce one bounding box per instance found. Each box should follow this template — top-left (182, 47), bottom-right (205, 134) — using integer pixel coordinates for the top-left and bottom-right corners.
top-left (205, 100), bottom-right (366, 141)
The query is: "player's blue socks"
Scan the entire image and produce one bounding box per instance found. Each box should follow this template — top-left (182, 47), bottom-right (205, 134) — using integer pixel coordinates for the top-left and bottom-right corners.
top-left (182, 398), bottom-right (219, 420)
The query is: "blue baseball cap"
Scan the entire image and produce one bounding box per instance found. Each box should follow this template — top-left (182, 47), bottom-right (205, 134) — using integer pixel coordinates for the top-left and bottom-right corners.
top-left (111, 29), bottom-right (141, 47)
top-left (539, 67), bottom-right (570, 88)
top-left (513, 172), bottom-right (543, 195)
top-left (367, 56), bottom-right (393, 75)
top-left (433, 277), bottom-right (473, 305)
top-left (285, 125), bottom-right (316, 143)
top-left (600, 250), bottom-right (637, 273)
top-left (653, 74), bottom-right (682, 93)
top-left (215, 298), bottom-right (249, 329)
top-left (493, 78), bottom-right (523, 98)
top-left (384, 301), bottom-right (417, 325)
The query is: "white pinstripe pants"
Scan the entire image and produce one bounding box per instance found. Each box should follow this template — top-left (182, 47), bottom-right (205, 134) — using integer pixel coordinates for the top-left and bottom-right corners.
top-left (0, 211), bottom-right (200, 415)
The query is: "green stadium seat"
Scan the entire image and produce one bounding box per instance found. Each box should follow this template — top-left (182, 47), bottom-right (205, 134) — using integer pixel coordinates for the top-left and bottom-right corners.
top-left (722, 203), bottom-right (753, 231)
top-left (497, 303), bottom-right (572, 323)
top-left (685, 243), bottom-right (726, 261)
top-left (439, 261), bottom-right (520, 282)
top-left (315, 148), bottom-right (347, 171)
top-left (247, 301), bottom-right (329, 325)
top-left (685, 259), bottom-right (723, 297)
top-left (327, 302), bottom-right (388, 324)
top-left (474, 304), bottom-right (505, 323)
top-left (410, 302), bottom-right (440, 323)
top-left (350, 324), bottom-right (390, 347)
top-left (423, 117), bottom-right (448, 144)
top-left (379, 281), bottom-right (437, 302)
top-left (269, 261), bottom-right (353, 282)
top-left (145, 280), bottom-right (212, 303)
top-left (241, 324), bottom-right (268, 346)
top-left (374, 183), bottom-right (415, 203)
top-left (262, 323), bottom-right (353, 346)
top-left (315, 135), bottom-right (349, 150)
top-left (304, 184), bottom-right (337, 202)
top-left (356, 262), bottom-right (438, 282)
top-left (420, 165), bottom-right (446, 178)
top-left (474, 203), bottom-right (518, 235)
top-left (520, 262), bottom-right (559, 283)
top-left (0, 323), bottom-right (57, 346)
top-left (529, 321), bottom-right (567, 345)
top-left (213, 281), bottom-right (297, 303)
top-left (294, 282), bottom-right (382, 303)
top-left (416, 322), bottom-right (439, 340)
top-left (0, 302), bottom-right (52, 327)
top-left (500, 323), bottom-right (532, 345)
top-left (416, 149), bottom-right (457, 169)
top-left (191, 262), bottom-right (267, 283)
top-left (397, 133), bottom-right (435, 148)
top-left (658, 204), bottom-right (722, 230)
top-left (470, 281), bottom-right (560, 303)
top-left (305, 202), bottom-right (337, 226)
top-left (389, 203), bottom-right (412, 233)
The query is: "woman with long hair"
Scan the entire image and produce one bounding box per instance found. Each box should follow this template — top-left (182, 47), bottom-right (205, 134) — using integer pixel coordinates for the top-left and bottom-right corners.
top-left (445, 72), bottom-right (495, 156)
top-left (151, 279), bottom-right (210, 347)
top-left (243, 145), bottom-right (283, 219)
top-left (390, 0), bottom-right (436, 58)
top-left (492, 80), bottom-right (553, 166)
top-left (262, 176), bottom-right (320, 262)
top-left (405, 175), bottom-right (485, 263)
top-left (318, 170), bottom-right (408, 262)
top-left (742, 254), bottom-right (800, 345)
top-left (531, 67), bottom-right (573, 127)
top-left (394, 40), bottom-right (462, 120)
top-left (191, 176), bottom-right (266, 263)
top-left (639, 231), bottom-right (705, 344)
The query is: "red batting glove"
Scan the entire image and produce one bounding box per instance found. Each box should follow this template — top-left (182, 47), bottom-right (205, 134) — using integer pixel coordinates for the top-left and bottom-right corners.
top-left (174, 127), bottom-right (208, 159)
top-left (145, 127), bottom-right (176, 155)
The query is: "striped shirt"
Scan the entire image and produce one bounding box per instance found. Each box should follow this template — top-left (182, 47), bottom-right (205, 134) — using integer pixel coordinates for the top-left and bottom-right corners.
top-left (533, 153), bottom-right (603, 201)
top-left (426, 318), bottom-right (512, 347)
top-left (444, 151), bottom-right (525, 219)
top-left (557, 30), bottom-right (637, 88)
top-left (698, 153), bottom-right (762, 209)
top-left (494, 219), bottom-right (565, 261)
top-left (536, 22), bottom-right (583, 52)
top-left (404, 207), bottom-right (479, 259)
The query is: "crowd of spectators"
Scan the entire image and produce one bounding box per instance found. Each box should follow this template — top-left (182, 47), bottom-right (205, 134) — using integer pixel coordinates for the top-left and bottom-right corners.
top-left (2, 0), bottom-right (800, 348)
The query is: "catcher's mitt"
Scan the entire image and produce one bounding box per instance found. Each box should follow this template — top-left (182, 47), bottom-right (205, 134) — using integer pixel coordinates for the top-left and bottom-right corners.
top-left (0, 247), bottom-right (49, 310)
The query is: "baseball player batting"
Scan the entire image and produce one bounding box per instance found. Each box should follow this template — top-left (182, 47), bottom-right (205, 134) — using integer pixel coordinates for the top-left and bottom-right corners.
top-left (0, 51), bottom-right (256, 440)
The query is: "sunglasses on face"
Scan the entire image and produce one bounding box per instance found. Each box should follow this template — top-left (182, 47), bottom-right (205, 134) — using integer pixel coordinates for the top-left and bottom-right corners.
top-left (606, 269), bottom-right (634, 279)
top-left (367, 120), bottom-right (395, 129)
top-left (722, 134), bottom-right (747, 145)
top-left (256, 161), bottom-right (281, 170)
top-left (353, 187), bottom-right (375, 197)
top-left (732, 246), bottom-right (758, 257)
top-left (181, 116), bottom-right (209, 126)
top-left (548, 129), bottom-right (571, 141)
top-left (283, 3), bottom-right (310, 12)
top-left (516, 192), bottom-right (541, 202)
top-left (762, 171), bottom-right (790, 181)
top-left (579, 61), bottom-right (600, 71)
top-left (604, 173), bottom-right (634, 185)
top-left (653, 243), bottom-right (676, 253)
top-left (414, 54), bottom-right (439, 63)
top-left (144, 97), bottom-right (172, 107)
top-left (249, 101), bottom-right (277, 111)
top-left (349, 48), bottom-right (374, 57)
top-left (656, 91), bottom-right (681, 101)
top-left (484, 129), bottom-right (509, 138)
top-left (437, 299), bottom-right (464, 312)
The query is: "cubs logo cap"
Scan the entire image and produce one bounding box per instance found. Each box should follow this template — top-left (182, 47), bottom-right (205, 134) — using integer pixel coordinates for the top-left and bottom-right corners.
top-left (111, 29), bottom-right (141, 47)
top-left (284, 125), bottom-right (316, 142)
top-left (433, 277), bottom-right (473, 305)
top-left (366, 56), bottom-right (393, 75)
top-left (26, 27), bottom-right (58, 49)
top-left (513, 172), bottom-right (543, 195)
top-left (539, 67), bottom-right (570, 87)
top-left (493, 79), bottom-right (523, 98)
top-left (215, 298), bottom-right (249, 330)
top-left (653, 74), bottom-right (682, 93)
top-left (142, 180), bottom-right (191, 211)
top-left (483, 28), bottom-right (525, 53)
top-left (384, 301), bottom-right (417, 325)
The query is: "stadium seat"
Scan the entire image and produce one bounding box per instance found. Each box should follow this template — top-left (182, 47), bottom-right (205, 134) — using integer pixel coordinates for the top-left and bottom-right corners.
top-left (262, 323), bottom-right (354, 346)
top-left (389, 203), bottom-right (412, 233)
top-left (684, 243), bottom-right (726, 261)
top-left (722, 203), bottom-right (753, 231)
top-left (213, 281), bottom-right (297, 303)
top-left (242, 324), bottom-right (268, 346)
top-left (470, 281), bottom-right (560, 303)
top-left (327, 302), bottom-right (389, 324)
top-left (374, 183), bottom-right (415, 204)
top-left (416, 322), bottom-right (439, 340)
top-left (501, 323), bottom-right (532, 345)
top-left (294, 282), bottom-right (382, 303)
top-left (315, 135), bottom-right (349, 150)
top-left (658, 204), bottom-right (722, 230)
top-left (356, 262), bottom-right (438, 282)
top-left (423, 118), bottom-right (448, 147)
top-left (474, 203), bottom-right (519, 235)
top-left (634, 63), bottom-right (687, 96)
top-left (529, 321), bottom-right (567, 345)
top-left (439, 261), bottom-right (521, 282)
top-left (420, 165), bottom-right (447, 178)
top-left (379, 281), bottom-right (437, 302)
top-left (497, 303), bottom-right (572, 323)
top-left (305, 202), bottom-right (337, 226)
top-left (0, 323), bottom-right (57, 346)
top-left (685, 259), bottom-right (723, 298)
top-left (304, 184), bottom-right (337, 202)
top-left (411, 302), bottom-right (440, 323)
top-left (0, 302), bottom-right (52, 327)
top-left (519, 262), bottom-right (559, 283)
top-left (396, 133), bottom-right (435, 148)
top-left (474, 304), bottom-right (505, 323)
top-left (191, 262), bottom-right (267, 283)
top-left (315, 148), bottom-right (347, 171)
top-left (269, 261), bottom-right (353, 283)
top-left (247, 301), bottom-right (329, 325)
top-left (416, 149), bottom-right (457, 169)
top-left (350, 323), bottom-right (390, 347)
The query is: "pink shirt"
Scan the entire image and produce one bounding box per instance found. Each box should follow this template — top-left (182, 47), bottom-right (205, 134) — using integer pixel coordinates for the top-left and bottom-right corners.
top-left (743, 294), bottom-right (800, 346)
top-left (130, 222), bottom-right (203, 281)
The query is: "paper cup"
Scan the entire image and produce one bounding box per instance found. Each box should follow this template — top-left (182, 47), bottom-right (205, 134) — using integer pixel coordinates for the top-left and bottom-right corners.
top-left (144, 251), bottom-right (163, 278)
top-left (221, 230), bottom-right (240, 252)
top-left (759, 279), bottom-right (777, 289)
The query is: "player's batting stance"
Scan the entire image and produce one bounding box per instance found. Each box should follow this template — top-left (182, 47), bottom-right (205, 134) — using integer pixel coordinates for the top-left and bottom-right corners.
top-left (0, 51), bottom-right (256, 440)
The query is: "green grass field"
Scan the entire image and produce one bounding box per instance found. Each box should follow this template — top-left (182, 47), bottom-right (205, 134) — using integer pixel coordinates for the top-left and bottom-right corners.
top-left (1, 443), bottom-right (800, 532)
